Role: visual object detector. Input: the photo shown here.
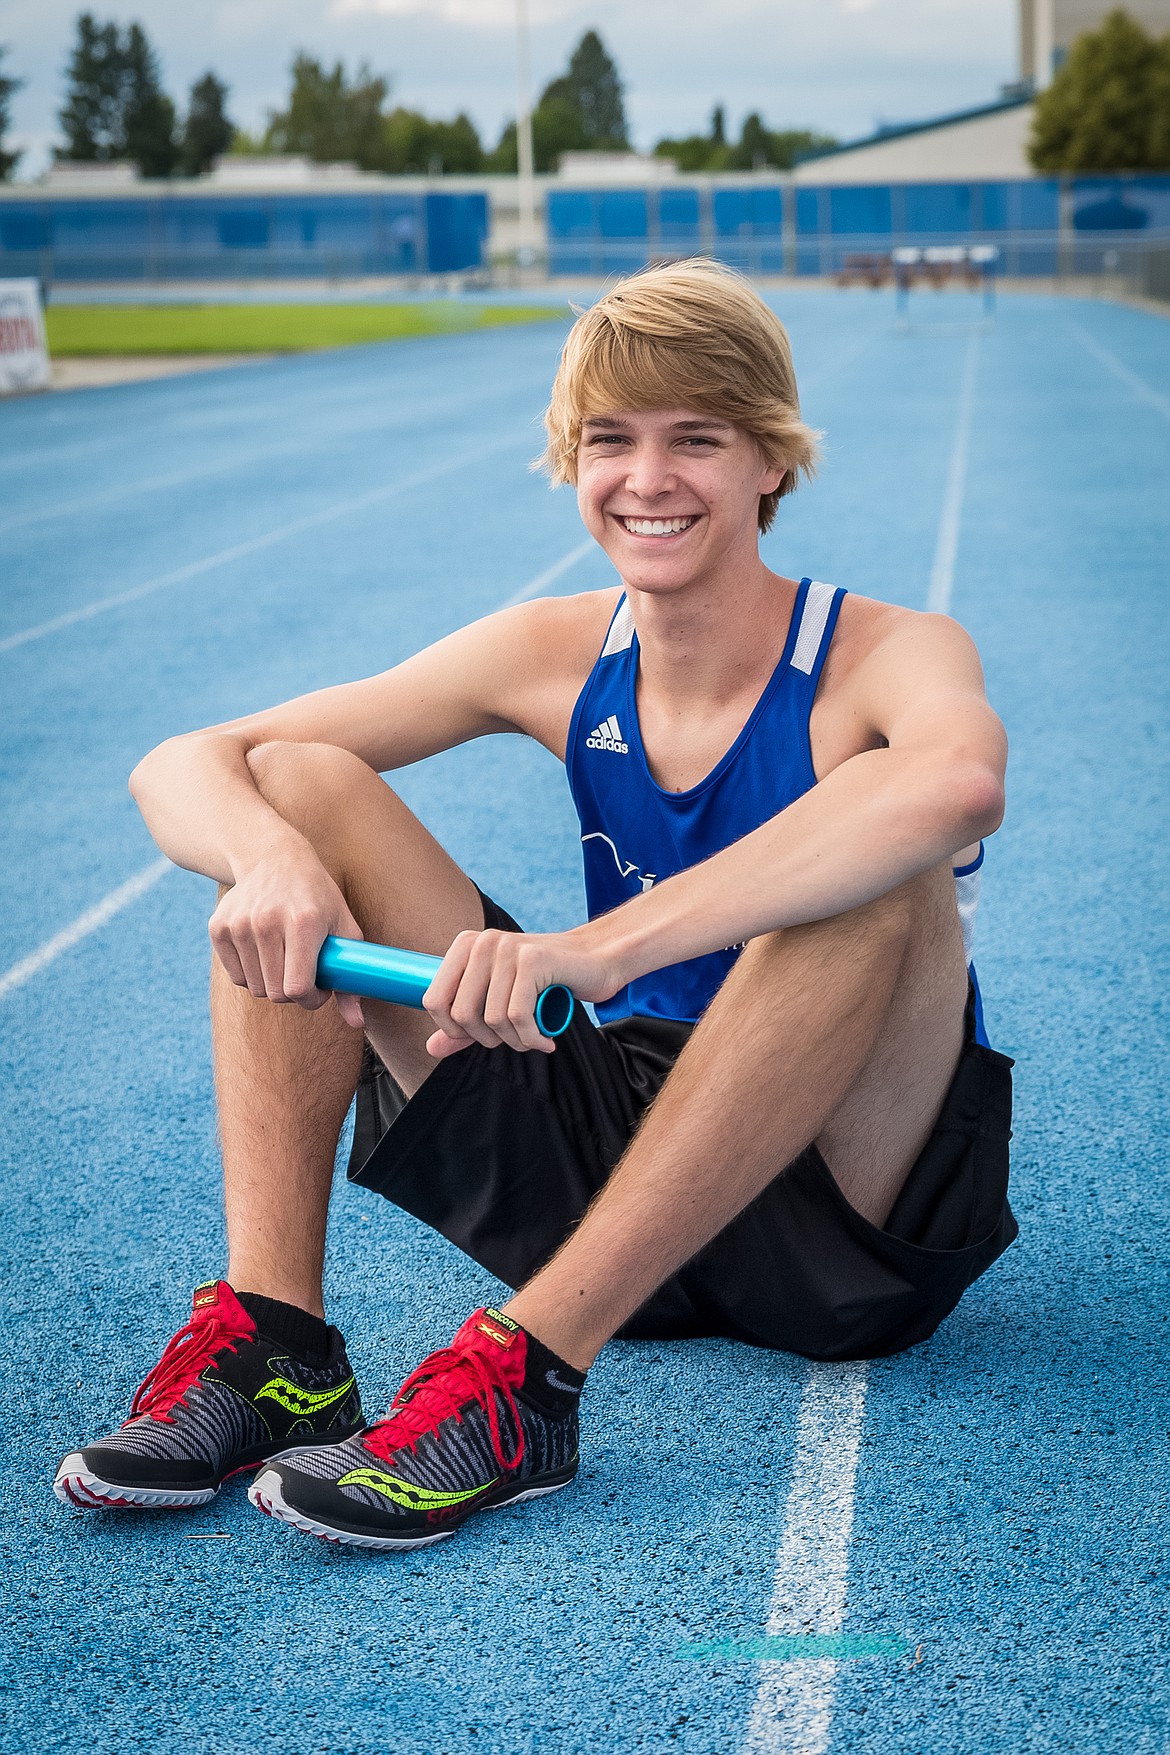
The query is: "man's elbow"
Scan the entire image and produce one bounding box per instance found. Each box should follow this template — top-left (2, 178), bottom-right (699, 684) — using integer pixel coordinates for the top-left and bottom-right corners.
top-left (942, 759), bottom-right (1006, 843)
top-left (129, 745), bottom-right (158, 806)
top-left (129, 733), bottom-right (188, 809)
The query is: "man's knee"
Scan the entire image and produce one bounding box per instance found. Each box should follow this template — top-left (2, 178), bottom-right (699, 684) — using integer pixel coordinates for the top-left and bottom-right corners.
top-left (856, 868), bottom-right (945, 949)
top-left (742, 872), bottom-right (926, 974)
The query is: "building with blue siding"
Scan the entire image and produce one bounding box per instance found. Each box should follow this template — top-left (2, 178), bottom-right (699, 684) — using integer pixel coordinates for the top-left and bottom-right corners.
top-left (0, 180), bottom-right (489, 282)
top-left (546, 172), bottom-right (1170, 280)
top-left (4, 154), bottom-right (1167, 287)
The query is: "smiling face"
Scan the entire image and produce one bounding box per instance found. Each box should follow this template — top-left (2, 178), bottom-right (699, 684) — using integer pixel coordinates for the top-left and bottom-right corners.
top-left (575, 407), bottom-right (785, 597)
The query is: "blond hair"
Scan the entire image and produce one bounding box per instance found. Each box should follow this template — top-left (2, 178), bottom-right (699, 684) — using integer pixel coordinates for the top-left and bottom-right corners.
top-left (540, 259), bottom-right (820, 533)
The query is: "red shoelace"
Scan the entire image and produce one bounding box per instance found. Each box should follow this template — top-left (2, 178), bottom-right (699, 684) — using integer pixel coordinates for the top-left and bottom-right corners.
top-left (128, 1301), bottom-right (253, 1424)
top-left (362, 1344), bottom-right (525, 1474)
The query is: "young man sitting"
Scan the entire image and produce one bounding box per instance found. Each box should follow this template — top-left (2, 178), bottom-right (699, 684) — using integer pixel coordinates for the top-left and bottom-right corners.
top-left (55, 261), bottom-right (1015, 1550)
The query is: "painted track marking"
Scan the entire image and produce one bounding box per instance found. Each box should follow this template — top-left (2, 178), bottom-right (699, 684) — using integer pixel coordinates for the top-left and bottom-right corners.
top-left (0, 379), bottom-right (530, 538)
top-left (798, 326), bottom-right (883, 396)
top-left (1, 320), bottom-right (874, 656)
top-left (0, 537), bottom-right (594, 1000)
top-left (499, 537), bottom-right (595, 606)
top-left (741, 339), bottom-right (981, 1751)
top-left (0, 434), bottom-right (522, 657)
top-left (0, 858), bottom-right (170, 1001)
top-left (741, 1363), bottom-right (869, 1755)
top-left (927, 334), bottom-right (979, 615)
top-left (1068, 322), bottom-right (1170, 424)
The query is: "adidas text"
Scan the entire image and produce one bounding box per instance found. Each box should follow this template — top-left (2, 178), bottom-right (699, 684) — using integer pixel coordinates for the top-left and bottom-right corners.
top-left (586, 714), bottom-right (628, 755)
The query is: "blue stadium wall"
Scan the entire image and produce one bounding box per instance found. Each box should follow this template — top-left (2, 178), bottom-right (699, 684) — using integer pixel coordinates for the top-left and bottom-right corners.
top-left (0, 190), bottom-right (489, 281)
top-left (547, 176), bottom-right (1170, 277)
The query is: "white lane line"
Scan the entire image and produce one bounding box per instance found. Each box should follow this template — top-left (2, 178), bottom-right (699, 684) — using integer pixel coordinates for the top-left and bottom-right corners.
top-left (740, 335), bottom-right (982, 1747)
top-left (1068, 322), bottom-right (1170, 424)
top-left (0, 858), bottom-right (171, 1002)
top-left (0, 434), bottom-right (521, 657)
top-left (0, 458), bottom-right (242, 541)
top-left (926, 333), bottom-right (980, 615)
top-left (800, 327), bottom-right (882, 395)
top-left (498, 537), bottom-right (596, 607)
top-left (741, 1362), bottom-right (870, 1755)
top-left (0, 541), bottom-right (597, 1001)
top-left (0, 380), bottom-right (529, 538)
top-left (739, 338), bottom-right (975, 1752)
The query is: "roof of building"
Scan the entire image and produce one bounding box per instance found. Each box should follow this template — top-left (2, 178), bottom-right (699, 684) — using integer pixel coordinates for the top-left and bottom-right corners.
top-left (797, 92), bottom-right (1034, 166)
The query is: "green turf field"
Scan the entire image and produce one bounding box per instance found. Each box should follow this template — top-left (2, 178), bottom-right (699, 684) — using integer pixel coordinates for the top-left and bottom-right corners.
top-left (44, 300), bottom-right (563, 356)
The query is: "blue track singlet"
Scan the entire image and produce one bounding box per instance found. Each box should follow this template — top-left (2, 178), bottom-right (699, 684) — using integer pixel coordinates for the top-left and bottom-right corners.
top-left (565, 578), bottom-right (990, 1044)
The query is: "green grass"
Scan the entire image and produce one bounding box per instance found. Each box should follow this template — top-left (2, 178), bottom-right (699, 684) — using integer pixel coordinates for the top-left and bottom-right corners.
top-left (44, 300), bottom-right (564, 357)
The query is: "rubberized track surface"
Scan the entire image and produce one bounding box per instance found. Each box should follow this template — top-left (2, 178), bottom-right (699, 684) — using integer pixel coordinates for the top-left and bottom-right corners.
top-left (2, 291), bottom-right (1168, 1753)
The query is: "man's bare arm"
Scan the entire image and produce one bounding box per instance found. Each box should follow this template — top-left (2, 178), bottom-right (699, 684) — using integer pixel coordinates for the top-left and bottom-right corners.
top-left (128, 593), bottom-right (609, 1026)
top-left (129, 594), bottom-right (609, 883)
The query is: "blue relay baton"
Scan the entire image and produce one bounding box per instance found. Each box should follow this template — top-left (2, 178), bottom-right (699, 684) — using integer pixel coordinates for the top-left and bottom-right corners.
top-left (315, 936), bottom-right (575, 1040)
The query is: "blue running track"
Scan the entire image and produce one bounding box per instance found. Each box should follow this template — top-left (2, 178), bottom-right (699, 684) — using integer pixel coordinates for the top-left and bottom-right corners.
top-left (1, 290), bottom-right (1168, 1754)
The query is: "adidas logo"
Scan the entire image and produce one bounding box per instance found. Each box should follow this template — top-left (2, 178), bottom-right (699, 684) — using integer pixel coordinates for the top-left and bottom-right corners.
top-left (586, 714), bottom-right (629, 754)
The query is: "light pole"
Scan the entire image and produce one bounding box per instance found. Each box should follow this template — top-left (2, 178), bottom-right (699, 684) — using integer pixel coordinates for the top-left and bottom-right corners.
top-left (1033, 0), bottom-right (1055, 89)
top-left (515, 0), bottom-right (538, 268)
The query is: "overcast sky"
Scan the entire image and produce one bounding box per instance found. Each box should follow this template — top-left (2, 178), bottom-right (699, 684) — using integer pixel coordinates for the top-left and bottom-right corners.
top-left (4, 0), bottom-right (1018, 178)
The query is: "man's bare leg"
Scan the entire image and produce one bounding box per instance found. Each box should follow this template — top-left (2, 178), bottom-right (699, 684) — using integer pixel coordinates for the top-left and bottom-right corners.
top-left (505, 862), bottom-right (968, 1368)
top-left (213, 740), bottom-right (484, 1315)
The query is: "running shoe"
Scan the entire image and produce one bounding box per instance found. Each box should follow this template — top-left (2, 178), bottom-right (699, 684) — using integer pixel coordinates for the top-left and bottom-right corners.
top-left (54, 1280), bottom-right (364, 1510)
top-left (249, 1307), bottom-right (580, 1549)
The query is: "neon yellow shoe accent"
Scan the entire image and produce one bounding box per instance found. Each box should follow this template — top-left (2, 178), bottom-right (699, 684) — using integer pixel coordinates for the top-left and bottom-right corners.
top-left (335, 1468), bottom-right (497, 1511)
top-left (254, 1375), bottom-right (356, 1418)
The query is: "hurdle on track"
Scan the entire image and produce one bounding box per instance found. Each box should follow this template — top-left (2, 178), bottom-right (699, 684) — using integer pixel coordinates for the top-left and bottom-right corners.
top-left (892, 245), bottom-right (1000, 336)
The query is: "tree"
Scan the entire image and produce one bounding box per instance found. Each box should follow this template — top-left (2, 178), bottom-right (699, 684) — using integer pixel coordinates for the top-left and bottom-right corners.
top-left (265, 54), bottom-right (389, 167)
top-left (181, 71), bottom-right (233, 176)
top-left (430, 112), bottom-right (484, 173)
top-left (654, 107), bottom-right (836, 172)
top-left (57, 14), bottom-right (178, 175)
top-left (653, 104), bottom-right (732, 172)
top-left (652, 126), bottom-right (730, 173)
top-left (488, 97), bottom-right (591, 173)
top-left (540, 29), bottom-right (627, 148)
top-left (770, 129), bottom-right (837, 169)
top-left (726, 116), bottom-right (837, 171)
top-left (376, 104), bottom-right (426, 172)
top-left (263, 56), bottom-right (484, 173)
top-left (536, 94), bottom-right (591, 164)
top-left (58, 14), bottom-right (126, 160)
top-left (120, 22), bottom-right (178, 177)
top-left (733, 112), bottom-right (772, 169)
top-left (488, 28), bottom-right (628, 171)
top-left (379, 106), bottom-right (483, 172)
top-left (1029, 8), bottom-right (1170, 171)
top-left (0, 46), bottom-right (22, 180)
top-left (258, 57), bottom-right (484, 173)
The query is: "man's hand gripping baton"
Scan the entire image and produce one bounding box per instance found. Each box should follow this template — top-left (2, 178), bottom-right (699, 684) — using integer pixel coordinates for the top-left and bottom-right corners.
top-left (315, 938), bottom-right (575, 1039)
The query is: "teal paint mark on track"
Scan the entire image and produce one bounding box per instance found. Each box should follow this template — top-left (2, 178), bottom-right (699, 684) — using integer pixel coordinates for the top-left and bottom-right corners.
top-left (676, 1635), bottom-right (912, 1662)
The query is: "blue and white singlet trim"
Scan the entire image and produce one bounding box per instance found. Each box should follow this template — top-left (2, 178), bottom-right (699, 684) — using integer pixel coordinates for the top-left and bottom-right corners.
top-left (566, 578), bottom-right (990, 1045)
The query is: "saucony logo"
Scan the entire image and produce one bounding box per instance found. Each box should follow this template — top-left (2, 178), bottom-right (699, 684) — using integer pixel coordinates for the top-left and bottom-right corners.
top-left (336, 1467), bottom-right (496, 1510)
top-left (254, 1374), bottom-right (355, 1417)
top-left (476, 1308), bottom-right (519, 1348)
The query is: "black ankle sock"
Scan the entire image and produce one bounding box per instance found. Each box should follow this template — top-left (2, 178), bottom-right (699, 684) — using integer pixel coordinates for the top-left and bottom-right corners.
top-left (517, 1324), bottom-right (587, 1414)
top-left (236, 1291), bottom-right (331, 1364)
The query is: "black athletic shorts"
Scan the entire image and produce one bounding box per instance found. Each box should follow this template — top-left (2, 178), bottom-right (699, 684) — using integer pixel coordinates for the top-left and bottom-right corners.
top-left (348, 891), bottom-right (1017, 1361)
